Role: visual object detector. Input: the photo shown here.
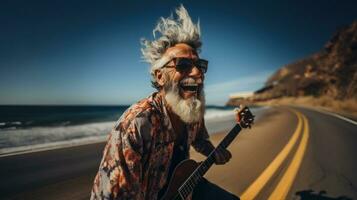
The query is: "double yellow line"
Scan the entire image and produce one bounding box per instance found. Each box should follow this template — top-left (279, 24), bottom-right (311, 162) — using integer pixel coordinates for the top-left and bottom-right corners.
top-left (241, 109), bottom-right (310, 200)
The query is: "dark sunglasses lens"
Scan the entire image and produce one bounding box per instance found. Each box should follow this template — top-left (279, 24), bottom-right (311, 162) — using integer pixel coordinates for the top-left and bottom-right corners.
top-left (175, 58), bottom-right (208, 73)
top-left (176, 58), bottom-right (193, 72)
top-left (196, 59), bottom-right (208, 73)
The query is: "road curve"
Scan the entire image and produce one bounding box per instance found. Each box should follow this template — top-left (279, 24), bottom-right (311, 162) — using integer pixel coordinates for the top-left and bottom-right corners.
top-left (0, 106), bottom-right (356, 200)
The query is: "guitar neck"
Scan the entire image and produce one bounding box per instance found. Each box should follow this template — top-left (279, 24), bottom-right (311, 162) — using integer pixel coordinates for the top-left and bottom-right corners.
top-left (201, 124), bottom-right (242, 172)
top-left (178, 124), bottom-right (242, 197)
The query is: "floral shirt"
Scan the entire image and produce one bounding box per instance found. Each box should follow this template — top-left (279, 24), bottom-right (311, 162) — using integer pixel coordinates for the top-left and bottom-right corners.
top-left (90, 92), bottom-right (214, 200)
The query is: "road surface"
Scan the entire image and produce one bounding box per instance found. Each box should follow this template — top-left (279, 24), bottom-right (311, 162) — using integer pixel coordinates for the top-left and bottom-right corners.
top-left (0, 106), bottom-right (356, 200)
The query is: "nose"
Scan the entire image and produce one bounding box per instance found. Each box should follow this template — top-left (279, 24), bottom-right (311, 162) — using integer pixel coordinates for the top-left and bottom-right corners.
top-left (188, 65), bottom-right (203, 79)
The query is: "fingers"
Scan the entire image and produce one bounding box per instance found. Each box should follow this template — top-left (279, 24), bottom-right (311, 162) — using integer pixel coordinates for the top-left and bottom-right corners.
top-left (214, 154), bottom-right (224, 164)
top-left (239, 104), bottom-right (246, 112)
top-left (216, 149), bottom-right (232, 164)
top-left (235, 105), bottom-right (249, 123)
top-left (214, 148), bottom-right (232, 165)
top-left (214, 151), bottom-right (225, 164)
top-left (238, 106), bottom-right (255, 128)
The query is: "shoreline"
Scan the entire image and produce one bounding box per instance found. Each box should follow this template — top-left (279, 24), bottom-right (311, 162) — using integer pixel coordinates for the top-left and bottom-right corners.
top-left (0, 106), bottom-right (245, 157)
top-left (2, 103), bottom-right (353, 158)
top-left (0, 136), bottom-right (107, 158)
top-left (0, 128), bottom-right (233, 158)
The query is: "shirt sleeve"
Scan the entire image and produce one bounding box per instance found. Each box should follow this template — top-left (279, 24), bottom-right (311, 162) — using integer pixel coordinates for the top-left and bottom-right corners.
top-left (90, 118), bottom-right (145, 200)
top-left (191, 119), bottom-right (215, 157)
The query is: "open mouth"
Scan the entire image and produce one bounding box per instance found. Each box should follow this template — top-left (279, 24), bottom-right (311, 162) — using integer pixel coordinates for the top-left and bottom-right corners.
top-left (180, 83), bottom-right (199, 93)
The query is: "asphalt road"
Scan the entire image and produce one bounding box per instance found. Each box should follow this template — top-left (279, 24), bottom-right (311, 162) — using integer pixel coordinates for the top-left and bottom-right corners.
top-left (0, 106), bottom-right (356, 200)
top-left (287, 107), bottom-right (357, 200)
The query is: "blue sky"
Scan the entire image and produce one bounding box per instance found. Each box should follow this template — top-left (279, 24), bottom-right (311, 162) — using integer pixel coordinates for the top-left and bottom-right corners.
top-left (1, 0), bottom-right (356, 105)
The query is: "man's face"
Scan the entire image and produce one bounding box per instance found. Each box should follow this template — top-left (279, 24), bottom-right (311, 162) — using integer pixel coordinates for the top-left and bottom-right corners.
top-left (156, 43), bottom-right (205, 123)
top-left (162, 43), bottom-right (204, 99)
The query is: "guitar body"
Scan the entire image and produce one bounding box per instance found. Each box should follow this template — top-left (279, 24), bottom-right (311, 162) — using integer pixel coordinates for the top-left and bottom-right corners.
top-left (160, 106), bottom-right (254, 200)
top-left (160, 159), bottom-right (199, 200)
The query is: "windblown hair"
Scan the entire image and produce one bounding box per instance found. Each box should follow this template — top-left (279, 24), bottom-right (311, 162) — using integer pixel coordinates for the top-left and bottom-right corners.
top-left (141, 5), bottom-right (202, 89)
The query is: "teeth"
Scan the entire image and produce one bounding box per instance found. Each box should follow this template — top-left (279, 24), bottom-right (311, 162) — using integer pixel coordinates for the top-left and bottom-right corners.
top-left (180, 83), bottom-right (198, 93)
top-left (181, 83), bottom-right (198, 86)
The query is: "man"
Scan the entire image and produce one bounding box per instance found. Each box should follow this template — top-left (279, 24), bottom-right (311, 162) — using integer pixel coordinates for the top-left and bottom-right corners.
top-left (91, 5), bottom-right (239, 200)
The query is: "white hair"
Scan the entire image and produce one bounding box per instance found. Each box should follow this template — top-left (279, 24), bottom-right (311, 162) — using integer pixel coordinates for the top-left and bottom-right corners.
top-left (141, 5), bottom-right (202, 85)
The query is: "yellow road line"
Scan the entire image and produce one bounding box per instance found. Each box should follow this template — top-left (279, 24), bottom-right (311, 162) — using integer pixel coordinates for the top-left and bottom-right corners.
top-left (267, 113), bottom-right (310, 200)
top-left (240, 110), bottom-right (303, 200)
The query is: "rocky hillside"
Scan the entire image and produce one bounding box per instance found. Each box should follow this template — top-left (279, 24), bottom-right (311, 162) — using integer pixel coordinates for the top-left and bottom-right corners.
top-left (229, 21), bottom-right (357, 105)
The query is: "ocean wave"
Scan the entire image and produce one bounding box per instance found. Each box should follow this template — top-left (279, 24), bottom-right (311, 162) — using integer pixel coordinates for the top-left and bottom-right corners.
top-left (205, 108), bottom-right (235, 120)
top-left (0, 121), bottom-right (23, 130)
top-left (0, 135), bottom-right (107, 156)
top-left (0, 121), bottom-right (114, 150)
top-left (0, 107), bottom-right (265, 155)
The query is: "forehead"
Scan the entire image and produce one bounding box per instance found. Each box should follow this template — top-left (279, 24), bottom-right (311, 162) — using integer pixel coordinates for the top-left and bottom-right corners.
top-left (164, 43), bottom-right (198, 59)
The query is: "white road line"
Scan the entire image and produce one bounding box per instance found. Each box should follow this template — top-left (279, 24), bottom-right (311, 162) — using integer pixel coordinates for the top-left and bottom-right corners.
top-left (320, 109), bottom-right (357, 126)
top-left (294, 105), bottom-right (357, 126)
top-left (314, 108), bottom-right (357, 126)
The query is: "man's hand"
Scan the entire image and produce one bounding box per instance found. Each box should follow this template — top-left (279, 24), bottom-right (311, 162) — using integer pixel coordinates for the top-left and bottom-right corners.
top-left (214, 148), bottom-right (232, 165)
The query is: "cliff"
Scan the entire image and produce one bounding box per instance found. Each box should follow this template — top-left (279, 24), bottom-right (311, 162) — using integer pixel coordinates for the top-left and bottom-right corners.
top-left (227, 21), bottom-right (357, 106)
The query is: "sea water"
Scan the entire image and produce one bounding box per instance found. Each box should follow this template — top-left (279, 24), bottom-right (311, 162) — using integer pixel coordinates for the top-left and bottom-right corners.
top-left (0, 105), bottom-right (261, 154)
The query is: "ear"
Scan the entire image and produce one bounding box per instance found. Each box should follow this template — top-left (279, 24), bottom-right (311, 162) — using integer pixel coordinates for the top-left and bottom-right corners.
top-left (154, 69), bottom-right (166, 87)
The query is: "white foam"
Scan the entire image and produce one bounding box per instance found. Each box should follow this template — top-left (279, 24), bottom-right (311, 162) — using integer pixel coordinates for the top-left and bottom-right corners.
top-left (0, 121), bottom-right (114, 153)
top-left (204, 108), bottom-right (235, 120)
top-left (10, 121), bottom-right (22, 125)
top-left (0, 135), bottom-right (107, 157)
top-left (0, 107), bottom-right (267, 156)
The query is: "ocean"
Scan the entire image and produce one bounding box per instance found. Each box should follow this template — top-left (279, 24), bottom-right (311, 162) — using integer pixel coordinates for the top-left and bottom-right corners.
top-left (0, 105), bottom-right (251, 155)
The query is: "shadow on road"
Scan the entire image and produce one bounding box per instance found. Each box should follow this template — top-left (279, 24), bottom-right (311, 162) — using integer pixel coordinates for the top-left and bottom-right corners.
top-left (295, 190), bottom-right (353, 200)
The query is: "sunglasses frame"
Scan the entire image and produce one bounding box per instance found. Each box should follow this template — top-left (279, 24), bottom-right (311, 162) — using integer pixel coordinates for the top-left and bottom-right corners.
top-left (165, 57), bottom-right (208, 74)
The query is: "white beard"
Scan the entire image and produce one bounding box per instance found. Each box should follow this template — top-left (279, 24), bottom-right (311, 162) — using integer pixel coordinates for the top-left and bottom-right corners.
top-left (164, 82), bottom-right (205, 124)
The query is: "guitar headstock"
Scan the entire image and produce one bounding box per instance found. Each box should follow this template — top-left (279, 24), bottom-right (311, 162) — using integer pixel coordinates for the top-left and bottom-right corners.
top-left (234, 105), bottom-right (255, 129)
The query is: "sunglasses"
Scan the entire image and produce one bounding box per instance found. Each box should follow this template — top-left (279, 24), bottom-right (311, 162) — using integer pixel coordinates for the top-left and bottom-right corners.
top-left (165, 57), bottom-right (208, 73)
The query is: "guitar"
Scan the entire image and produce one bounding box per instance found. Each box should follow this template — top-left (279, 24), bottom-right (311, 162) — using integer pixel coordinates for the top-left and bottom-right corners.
top-left (160, 106), bottom-right (255, 200)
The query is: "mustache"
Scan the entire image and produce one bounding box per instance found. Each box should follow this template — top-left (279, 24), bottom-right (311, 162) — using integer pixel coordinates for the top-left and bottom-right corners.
top-left (179, 77), bottom-right (202, 85)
